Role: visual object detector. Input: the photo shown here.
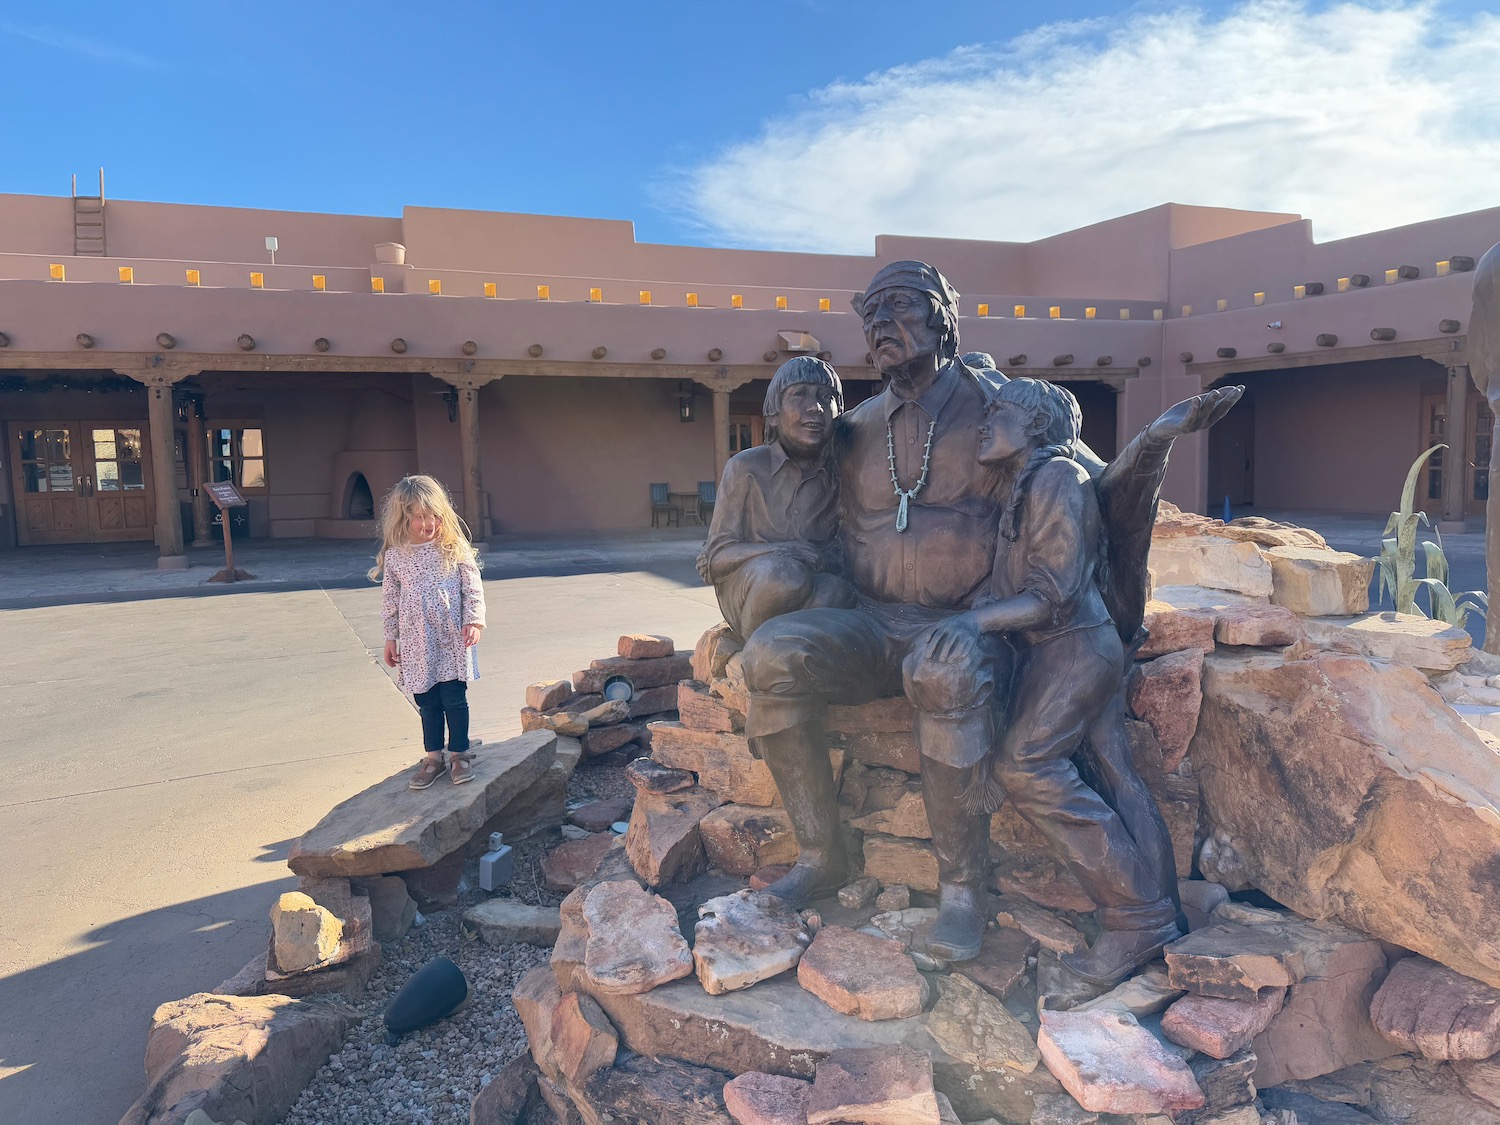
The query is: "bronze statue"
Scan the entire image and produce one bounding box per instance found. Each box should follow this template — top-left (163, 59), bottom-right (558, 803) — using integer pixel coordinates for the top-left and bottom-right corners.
top-left (730, 260), bottom-right (1241, 982)
top-left (1470, 242), bottom-right (1500, 654)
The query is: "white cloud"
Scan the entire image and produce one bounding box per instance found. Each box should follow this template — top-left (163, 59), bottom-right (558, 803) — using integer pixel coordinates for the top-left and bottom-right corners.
top-left (669, 1), bottom-right (1500, 252)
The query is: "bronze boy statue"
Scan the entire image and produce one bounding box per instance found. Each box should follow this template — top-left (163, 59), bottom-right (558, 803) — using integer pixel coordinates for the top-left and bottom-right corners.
top-left (697, 356), bottom-right (857, 641)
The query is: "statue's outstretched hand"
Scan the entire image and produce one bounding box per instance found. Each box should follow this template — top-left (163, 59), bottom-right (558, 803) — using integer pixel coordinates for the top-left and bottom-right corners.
top-left (1146, 385), bottom-right (1245, 445)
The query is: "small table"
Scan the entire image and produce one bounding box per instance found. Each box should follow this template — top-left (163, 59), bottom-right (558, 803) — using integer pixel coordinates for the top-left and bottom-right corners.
top-left (670, 491), bottom-right (702, 525)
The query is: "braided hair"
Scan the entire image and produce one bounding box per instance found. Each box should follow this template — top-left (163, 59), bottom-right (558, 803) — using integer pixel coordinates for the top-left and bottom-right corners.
top-left (992, 378), bottom-right (1083, 541)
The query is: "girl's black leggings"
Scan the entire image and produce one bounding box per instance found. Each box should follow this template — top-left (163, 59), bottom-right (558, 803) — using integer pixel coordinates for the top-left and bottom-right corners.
top-left (414, 679), bottom-right (469, 754)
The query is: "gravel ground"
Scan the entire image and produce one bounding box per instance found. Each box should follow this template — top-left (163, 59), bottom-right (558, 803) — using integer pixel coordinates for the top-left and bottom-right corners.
top-left (282, 750), bottom-right (635, 1125)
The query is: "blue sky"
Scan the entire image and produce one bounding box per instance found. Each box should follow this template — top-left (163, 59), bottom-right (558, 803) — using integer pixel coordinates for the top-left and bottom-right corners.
top-left (2, 1), bottom-right (1497, 251)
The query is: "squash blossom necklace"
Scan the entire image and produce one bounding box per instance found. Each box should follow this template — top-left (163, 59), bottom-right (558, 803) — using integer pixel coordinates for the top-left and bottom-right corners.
top-left (886, 416), bottom-right (937, 532)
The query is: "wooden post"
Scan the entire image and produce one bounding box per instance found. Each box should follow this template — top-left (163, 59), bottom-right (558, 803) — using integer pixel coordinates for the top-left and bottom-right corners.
top-left (187, 394), bottom-right (212, 547)
top-left (206, 481), bottom-right (253, 582)
top-left (145, 376), bottom-right (186, 567)
top-left (1441, 364), bottom-right (1472, 531)
top-left (713, 388), bottom-right (731, 481)
top-left (456, 383), bottom-right (486, 541)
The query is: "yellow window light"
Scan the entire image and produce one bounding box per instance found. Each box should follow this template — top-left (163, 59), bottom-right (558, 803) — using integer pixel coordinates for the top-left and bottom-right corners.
top-left (1046, 305), bottom-right (1059, 319)
top-left (1181, 304), bottom-right (1193, 317)
top-left (428, 279), bottom-right (442, 295)
top-left (775, 295), bottom-right (788, 310)
top-left (186, 269), bottom-right (200, 286)
top-left (1014, 304), bottom-right (1026, 318)
top-left (1119, 308), bottom-right (1131, 320)
top-left (687, 292), bottom-right (699, 307)
top-left (1153, 308), bottom-right (1164, 321)
top-left (588, 286), bottom-right (602, 302)
top-left (1085, 307), bottom-right (1097, 319)
top-left (536, 284), bottom-right (550, 300)
top-left (1253, 291), bottom-right (1265, 306)
top-left (250, 272), bottom-right (265, 289)
top-left (118, 266), bottom-right (134, 283)
top-left (49, 263), bottom-right (65, 281)
top-left (312, 274), bottom-right (326, 291)
top-left (1216, 298), bottom-right (1227, 313)
top-left (731, 294), bottom-right (744, 310)
top-left (1293, 285), bottom-right (1306, 300)
top-left (977, 303), bottom-right (990, 317)
top-left (818, 297), bottom-right (830, 312)
top-left (640, 290), bottom-right (652, 305)
top-left (1385, 269), bottom-right (1399, 285)
top-left (484, 282), bottom-right (498, 298)
top-left (1437, 260), bottom-right (1451, 277)
top-left (371, 277), bottom-right (386, 294)
top-left (1337, 277), bottom-right (1350, 293)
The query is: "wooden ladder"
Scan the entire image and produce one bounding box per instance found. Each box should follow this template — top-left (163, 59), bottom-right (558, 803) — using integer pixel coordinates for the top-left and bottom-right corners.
top-left (72, 169), bottom-right (106, 256)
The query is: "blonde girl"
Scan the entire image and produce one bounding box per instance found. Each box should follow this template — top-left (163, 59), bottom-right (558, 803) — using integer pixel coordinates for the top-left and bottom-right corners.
top-left (369, 475), bottom-right (486, 789)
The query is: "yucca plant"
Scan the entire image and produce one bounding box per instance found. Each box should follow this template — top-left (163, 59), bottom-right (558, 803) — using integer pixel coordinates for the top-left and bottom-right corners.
top-left (1376, 444), bottom-right (1488, 628)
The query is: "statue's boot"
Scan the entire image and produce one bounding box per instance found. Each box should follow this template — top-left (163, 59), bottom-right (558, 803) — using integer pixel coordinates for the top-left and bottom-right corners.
top-left (753, 721), bottom-right (848, 908)
top-left (919, 759), bottom-right (990, 962)
top-left (1060, 920), bottom-right (1182, 987)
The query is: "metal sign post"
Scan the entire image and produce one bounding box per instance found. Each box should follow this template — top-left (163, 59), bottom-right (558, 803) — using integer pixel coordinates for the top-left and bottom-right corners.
top-left (206, 481), bottom-right (254, 583)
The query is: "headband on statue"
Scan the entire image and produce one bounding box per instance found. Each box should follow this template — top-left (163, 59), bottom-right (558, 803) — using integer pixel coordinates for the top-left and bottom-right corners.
top-left (852, 260), bottom-right (961, 315)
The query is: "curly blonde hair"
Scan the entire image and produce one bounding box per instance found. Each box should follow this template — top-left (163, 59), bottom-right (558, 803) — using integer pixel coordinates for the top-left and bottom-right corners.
top-left (367, 475), bottom-right (478, 581)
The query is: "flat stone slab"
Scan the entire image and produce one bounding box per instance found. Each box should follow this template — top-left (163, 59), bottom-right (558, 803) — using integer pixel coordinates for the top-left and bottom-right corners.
top-left (994, 894), bottom-right (1087, 955)
top-left (1074, 965), bottom-right (1184, 1019)
top-left (1165, 920), bottom-right (1306, 1000)
top-left (1371, 955), bottom-right (1500, 1059)
top-left (724, 1071), bottom-right (812, 1125)
top-left (693, 889), bottom-right (811, 995)
top-left (956, 924), bottom-right (1038, 1001)
top-left (465, 900), bottom-right (563, 947)
top-left (807, 1045), bottom-right (940, 1125)
top-left (798, 924), bottom-right (929, 1021)
top-left (1037, 1008), bottom-right (1205, 1116)
top-left (922, 971), bottom-right (1040, 1074)
top-left (1160, 986), bottom-right (1285, 1059)
top-left (1301, 612), bottom-right (1472, 672)
top-left (288, 730), bottom-right (558, 876)
top-left (582, 880), bottom-right (693, 995)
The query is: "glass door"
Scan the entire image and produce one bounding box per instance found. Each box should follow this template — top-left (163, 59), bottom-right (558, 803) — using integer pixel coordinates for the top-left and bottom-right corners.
top-left (13, 425), bottom-right (86, 544)
top-left (85, 425), bottom-right (154, 540)
top-left (9, 422), bottom-right (155, 544)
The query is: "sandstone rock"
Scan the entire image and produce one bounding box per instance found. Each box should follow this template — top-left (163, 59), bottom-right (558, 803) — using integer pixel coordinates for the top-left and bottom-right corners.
top-left (543, 832), bottom-right (617, 891)
top-left (568, 796), bottom-right (634, 833)
top-left (828, 695), bottom-right (916, 734)
top-left (527, 678), bottom-right (575, 711)
top-left (1258, 1088), bottom-right (1378, 1123)
top-left (1300, 612), bottom-right (1473, 672)
top-left (923, 971), bottom-right (1040, 1074)
top-left (350, 874), bottom-right (416, 943)
top-left (1366, 1055), bottom-right (1500, 1125)
top-left (288, 730), bottom-right (557, 876)
top-left (515, 963), bottom-right (568, 1079)
top-left (798, 925), bottom-right (929, 1021)
top-left (1457, 1057), bottom-right (1500, 1111)
top-left (1371, 955), bottom-right (1500, 1059)
top-left (119, 993), bottom-right (353, 1125)
top-left (582, 880), bottom-right (694, 995)
top-left (806, 1045), bottom-right (940, 1125)
top-left (750, 864), bottom-right (793, 891)
top-left (693, 622), bottom-right (743, 683)
top-left (1124, 719), bottom-right (1201, 878)
top-left (650, 722), bottom-right (782, 806)
top-left (580, 721), bottom-right (644, 758)
top-left (1456, 703), bottom-right (1500, 738)
top-left (552, 990), bottom-right (618, 1085)
top-left (1127, 649), bottom-right (1204, 772)
top-left (1178, 880), bottom-right (1230, 931)
top-left (862, 835), bottom-right (938, 894)
top-left (626, 786), bottom-right (723, 885)
top-left (1153, 504), bottom-right (1324, 548)
top-left (478, 734), bottom-right (583, 845)
top-left (1029, 1093), bottom-right (1100, 1123)
top-left (1037, 1008), bottom-right (1205, 1115)
top-left (680, 680), bottom-right (745, 733)
top-left (1214, 602), bottom-right (1304, 647)
top-left (575, 650), bottom-right (693, 694)
top-left (827, 729), bottom-right (921, 774)
top-left (582, 1053), bottom-right (735, 1124)
top-left (398, 848), bottom-right (465, 911)
top-left (1161, 986), bottom-right (1285, 1058)
top-left (956, 924), bottom-right (1038, 1001)
top-left (693, 889), bottom-right (811, 994)
top-left (875, 885), bottom-right (911, 912)
top-left (1149, 538), bottom-right (1273, 598)
top-left (1075, 965), bottom-right (1184, 1018)
top-left (1182, 1048), bottom-right (1257, 1124)
top-left (839, 875), bottom-right (881, 909)
top-left (723, 1072), bottom-right (812, 1125)
top-left (851, 787), bottom-right (932, 839)
top-left (627, 756), bottom-right (697, 793)
top-left (713, 654), bottom-right (753, 717)
top-left (994, 894), bottom-right (1087, 955)
top-left (536, 1074), bottom-right (583, 1124)
top-left (700, 805), bottom-right (798, 875)
top-left (1210, 900), bottom-right (1286, 927)
top-left (627, 682), bottom-right (680, 719)
top-left (470, 1053), bottom-right (540, 1125)
top-left (464, 900), bottom-right (562, 947)
top-left (588, 975), bottom-right (1064, 1123)
top-left (1194, 648), bottom-right (1500, 987)
top-left (620, 633), bottom-right (675, 659)
top-left (1138, 600), bottom-right (1219, 659)
top-left (1265, 546), bottom-right (1375, 616)
top-left (269, 892), bottom-right (342, 974)
top-left (1165, 921), bottom-right (1307, 1000)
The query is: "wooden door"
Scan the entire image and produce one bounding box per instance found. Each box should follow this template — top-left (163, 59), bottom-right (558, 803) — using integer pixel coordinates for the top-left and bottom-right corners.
top-left (728, 414), bottom-right (764, 455)
top-left (1418, 394), bottom-right (1446, 517)
top-left (10, 422), bottom-right (155, 544)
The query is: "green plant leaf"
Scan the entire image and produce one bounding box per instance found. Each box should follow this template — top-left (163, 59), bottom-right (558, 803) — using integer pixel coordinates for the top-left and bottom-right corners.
top-left (1422, 539), bottom-right (1449, 587)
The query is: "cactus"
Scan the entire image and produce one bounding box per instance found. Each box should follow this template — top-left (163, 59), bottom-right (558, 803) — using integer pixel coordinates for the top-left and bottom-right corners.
top-left (1376, 444), bottom-right (1488, 628)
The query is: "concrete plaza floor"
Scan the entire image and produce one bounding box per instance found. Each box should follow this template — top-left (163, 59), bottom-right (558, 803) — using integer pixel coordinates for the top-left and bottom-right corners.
top-left (0, 511), bottom-right (1487, 1123)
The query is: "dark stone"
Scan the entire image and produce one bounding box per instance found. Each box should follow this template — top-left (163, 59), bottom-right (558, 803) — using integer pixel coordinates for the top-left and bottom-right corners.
top-left (581, 1053), bottom-right (734, 1124)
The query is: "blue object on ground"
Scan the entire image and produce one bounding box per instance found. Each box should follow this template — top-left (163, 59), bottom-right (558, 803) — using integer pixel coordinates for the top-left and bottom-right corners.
top-left (1223, 494), bottom-right (1233, 523)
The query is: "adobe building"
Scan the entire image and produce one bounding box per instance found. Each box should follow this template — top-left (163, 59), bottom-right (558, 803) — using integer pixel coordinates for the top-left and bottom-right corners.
top-left (0, 189), bottom-right (1495, 565)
